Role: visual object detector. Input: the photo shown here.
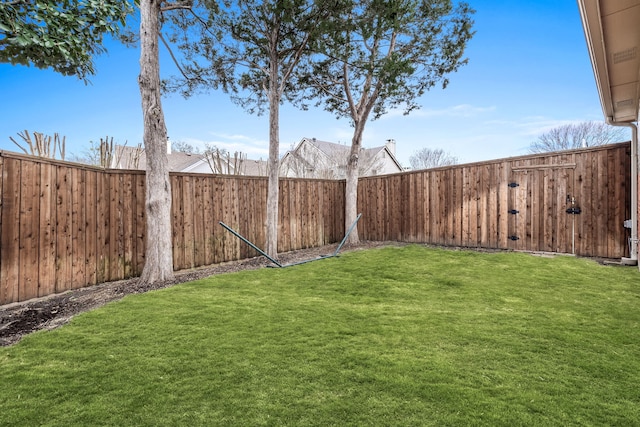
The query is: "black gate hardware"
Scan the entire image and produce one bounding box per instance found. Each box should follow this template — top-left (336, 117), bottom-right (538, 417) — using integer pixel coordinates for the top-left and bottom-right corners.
top-left (566, 207), bottom-right (582, 215)
top-left (508, 209), bottom-right (519, 215)
top-left (508, 182), bottom-right (519, 188)
top-left (509, 235), bottom-right (520, 241)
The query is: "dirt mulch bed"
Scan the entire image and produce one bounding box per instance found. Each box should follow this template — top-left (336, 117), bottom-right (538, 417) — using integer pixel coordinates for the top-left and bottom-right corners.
top-left (0, 242), bottom-right (396, 347)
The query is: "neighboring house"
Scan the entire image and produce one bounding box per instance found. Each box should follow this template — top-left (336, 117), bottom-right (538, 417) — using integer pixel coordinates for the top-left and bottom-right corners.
top-left (112, 144), bottom-right (211, 173)
top-left (578, 0), bottom-right (639, 266)
top-left (111, 144), bottom-right (268, 176)
top-left (244, 158), bottom-right (268, 176)
top-left (280, 137), bottom-right (403, 179)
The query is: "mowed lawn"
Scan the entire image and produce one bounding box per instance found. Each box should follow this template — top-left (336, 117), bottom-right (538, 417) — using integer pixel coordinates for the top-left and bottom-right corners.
top-left (1, 245), bottom-right (639, 426)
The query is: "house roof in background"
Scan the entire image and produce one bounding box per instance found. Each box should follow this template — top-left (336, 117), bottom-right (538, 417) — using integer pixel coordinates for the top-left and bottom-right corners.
top-left (295, 137), bottom-right (403, 170)
top-left (244, 159), bottom-right (268, 176)
top-left (115, 146), bottom-right (206, 171)
top-left (114, 145), bottom-right (268, 175)
top-left (309, 138), bottom-right (351, 157)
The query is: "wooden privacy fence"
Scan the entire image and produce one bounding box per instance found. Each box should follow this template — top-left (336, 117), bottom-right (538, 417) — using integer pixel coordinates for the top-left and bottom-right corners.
top-left (0, 142), bottom-right (632, 305)
top-left (0, 152), bottom-right (344, 305)
top-left (170, 174), bottom-right (344, 269)
top-left (358, 142), bottom-right (631, 258)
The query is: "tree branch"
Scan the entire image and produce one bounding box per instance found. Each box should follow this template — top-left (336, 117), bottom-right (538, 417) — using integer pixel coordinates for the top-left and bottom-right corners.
top-left (279, 31), bottom-right (311, 93)
top-left (187, 8), bottom-right (217, 38)
top-left (161, 0), bottom-right (193, 12)
top-left (158, 31), bottom-right (202, 84)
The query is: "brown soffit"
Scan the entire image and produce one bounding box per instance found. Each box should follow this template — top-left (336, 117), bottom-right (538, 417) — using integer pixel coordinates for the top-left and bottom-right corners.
top-left (578, 0), bottom-right (640, 123)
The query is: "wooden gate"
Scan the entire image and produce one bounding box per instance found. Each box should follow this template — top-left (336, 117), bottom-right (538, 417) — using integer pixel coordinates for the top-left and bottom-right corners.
top-left (508, 163), bottom-right (578, 254)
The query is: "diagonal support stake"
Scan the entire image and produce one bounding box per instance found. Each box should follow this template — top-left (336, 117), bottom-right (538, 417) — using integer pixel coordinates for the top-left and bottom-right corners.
top-left (218, 213), bottom-right (362, 268)
top-left (218, 222), bottom-right (283, 267)
top-left (333, 213), bottom-right (362, 257)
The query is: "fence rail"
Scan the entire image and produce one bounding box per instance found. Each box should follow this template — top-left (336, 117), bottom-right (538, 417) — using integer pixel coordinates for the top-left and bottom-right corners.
top-left (0, 142), bottom-right (632, 305)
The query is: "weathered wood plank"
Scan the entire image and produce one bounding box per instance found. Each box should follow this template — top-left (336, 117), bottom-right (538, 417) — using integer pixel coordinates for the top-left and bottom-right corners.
top-left (38, 161), bottom-right (57, 297)
top-left (121, 171), bottom-right (135, 278)
top-left (201, 176), bottom-right (214, 265)
top-left (454, 168), bottom-right (465, 246)
top-left (486, 164), bottom-right (498, 248)
top-left (212, 177), bottom-right (225, 264)
top-left (71, 169), bottom-right (87, 289)
top-left (595, 149), bottom-right (607, 257)
top-left (228, 177), bottom-right (241, 260)
top-left (442, 169), bottom-right (452, 245)
top-left (84, 170), bottom-right (97, 286)
top-left (299, 180), bottom-right (309, 249)
top-left (378, 178), bottom-right (387, 241)
top-left (95, 171), bottom-right (109, 283)
top-left (513, 168), bottom-right (527, 251)
top-left (1, 157), bottom-right (20, 304)
top-left (183, 175), bottom-right (196, 268)
top-left (134, 173), bottom-right (146, 274)
top-left (529, 169), bottom-right (540, 252)
top-left (478, 165), bottom-right (489, 247)
top-left (109, 173), bottom-right (124, 280)
top-left (71, 168), bottom-right (86, 289)
top-left (559, 166), bottom-right (573, 254)
top-left (428, 170), bottom-right (438, 244)
top-left (460, 168), bottom-right (470, 247)
top-left (56, 165), bottom-right (73, 293)
top-left (421, 172), bottom-right (430, 242)
top-left (19, 160), bottom-right (39, 301)
top-left (278, 179), bottom-right (291, 251)
top-left (576, 152), bottom-right (589, 255)
top-left (310, 181), bottom-right (320, 246)
top-left (541, 169), bottom-right (554, 252)
top-left (468, 166), bottom-right (479, 247)
top-left (171, 175), bottom-right (185, 269)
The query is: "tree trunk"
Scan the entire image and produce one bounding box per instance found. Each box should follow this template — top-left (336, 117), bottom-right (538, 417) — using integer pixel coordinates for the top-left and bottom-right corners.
top-left (138, 0), bottom-right (174, 283)
top-left (265, 64), bottom-right (280, 258)
top-left (345, 120), bottom-right (365, 245)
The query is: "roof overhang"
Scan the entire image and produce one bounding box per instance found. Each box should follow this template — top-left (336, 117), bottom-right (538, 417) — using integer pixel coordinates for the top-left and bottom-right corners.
top-left (578, 0), bottom-right (640, 123)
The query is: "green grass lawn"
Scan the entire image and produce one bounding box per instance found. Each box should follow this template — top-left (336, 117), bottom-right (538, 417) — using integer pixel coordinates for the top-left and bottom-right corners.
top-left (1, 245), bottom-right (639, 426)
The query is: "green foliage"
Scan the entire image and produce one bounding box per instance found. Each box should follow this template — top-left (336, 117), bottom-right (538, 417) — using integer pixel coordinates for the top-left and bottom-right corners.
top-left (1, 246), bottom-right (639, 425)
top-left (296, 0), bottom-right (475, 122)
top-left (163, 0), bottom-right (346, 114)
top-left (162, 0), bottom-right (352, 256)
top-left (0, 0), bottom-right (133, 81)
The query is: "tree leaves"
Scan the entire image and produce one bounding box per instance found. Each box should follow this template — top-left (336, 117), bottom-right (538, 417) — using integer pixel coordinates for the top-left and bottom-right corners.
top-left (293, 0), bottom-right (475, 123)
top-left (0, 0), bottom-right (134, 81)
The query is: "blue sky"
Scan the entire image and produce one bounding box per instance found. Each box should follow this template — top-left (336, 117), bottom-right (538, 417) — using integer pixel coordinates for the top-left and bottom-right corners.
top-left (0, 0), bottom-right (621, 166)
